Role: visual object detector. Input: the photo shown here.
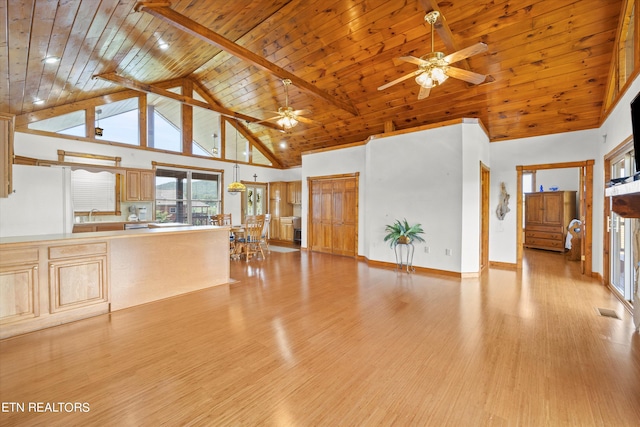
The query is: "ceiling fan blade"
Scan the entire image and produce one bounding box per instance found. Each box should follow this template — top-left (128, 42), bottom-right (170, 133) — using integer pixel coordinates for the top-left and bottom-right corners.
top-left (417, 86), bottom-right (431, 100)
top-left (443, 42), bottom-right (487, 64)
top-left (378, 70), bottom-right (420, 91)
top-left (254, 116), bottom-right (281, 125)
top-left (296, 116), bottom-right (319, 125)
top-left (292, 109), bottom-right (312, 116)
top-left (445, 66), bottom-right (486, 84)
top-left (398, 56), bottom-right (425, 66)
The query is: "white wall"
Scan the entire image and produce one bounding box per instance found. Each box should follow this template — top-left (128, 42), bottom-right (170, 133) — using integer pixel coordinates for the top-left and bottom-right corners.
top-left (2, 132), bottom-right (300, 237)
top-left (461, 120), bottom-right (491, 272)
top-left (596, 77), bottom-right (640, 275)
top-left (366, 126), bottom-right (464, 272)
top-left (536, 168), bottom-right (580, 193)
top-left (302, 120), bottom-right (489, 274)
top-left (301, 144), bottom-right (367, 251)
top-left (488, 129), bottom-right (600, 265)
top-left (0, 165), bottom-right (72, 237)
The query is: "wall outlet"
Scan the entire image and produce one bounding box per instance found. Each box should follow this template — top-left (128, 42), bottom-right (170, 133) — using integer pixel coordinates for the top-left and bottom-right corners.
top-left (424, 246), bottom-right (430, 253)
top-left (445, 249), bottom-right (452, 256)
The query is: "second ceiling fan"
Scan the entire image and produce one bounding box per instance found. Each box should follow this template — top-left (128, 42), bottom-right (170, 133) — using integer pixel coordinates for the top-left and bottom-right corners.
top-left (257, 79), bottom-right (317, 131)
top-left (378, 11), bottom-right (488, 99)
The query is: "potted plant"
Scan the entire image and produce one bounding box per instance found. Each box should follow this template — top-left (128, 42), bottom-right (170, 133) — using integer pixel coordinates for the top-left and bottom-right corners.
top-left (383, 218), bottom-right (426, 247)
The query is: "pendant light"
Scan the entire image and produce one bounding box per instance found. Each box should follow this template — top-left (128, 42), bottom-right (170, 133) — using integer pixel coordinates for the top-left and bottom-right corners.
top-left (95, 108), bottom-right (103, 137)
top-left (227, 128), bottom-right (246, 193)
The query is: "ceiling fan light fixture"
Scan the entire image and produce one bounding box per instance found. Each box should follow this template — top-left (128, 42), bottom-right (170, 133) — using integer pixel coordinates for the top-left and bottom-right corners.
top-left (277, 115), bottom-right (298, 129)
top-left (415, 72), bottom-right (433, 88)
top-left (431, 67), bottom-right (449, 85)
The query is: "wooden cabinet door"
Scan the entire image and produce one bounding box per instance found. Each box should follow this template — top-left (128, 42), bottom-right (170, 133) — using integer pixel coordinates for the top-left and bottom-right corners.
top-left (124, 170), bottom-right (154, 202)
top-left (124, 170), bottom-right (141, 201)
top-left (542, 192), bottom-right (564, 226)
top-left (525, 193), bottom-right (544, 226)
top-left (140, 171), bottom-right (155, 201)
top-left (287, 182), bottom-right (296, 204)
top-left (49, 256), bottom-right (108, 312)
top-left (0, 264), bottom-right (39, 324)
top-left (281, 222), bottom-right (294, 241)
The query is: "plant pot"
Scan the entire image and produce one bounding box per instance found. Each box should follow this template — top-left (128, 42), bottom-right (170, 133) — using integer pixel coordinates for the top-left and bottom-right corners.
top-left (397, 236), bottom-right (411, 245)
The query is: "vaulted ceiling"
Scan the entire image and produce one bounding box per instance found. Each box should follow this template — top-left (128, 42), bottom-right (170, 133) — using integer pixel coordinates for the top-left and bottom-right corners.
top-left (2, 0), bottom-right (625, 167)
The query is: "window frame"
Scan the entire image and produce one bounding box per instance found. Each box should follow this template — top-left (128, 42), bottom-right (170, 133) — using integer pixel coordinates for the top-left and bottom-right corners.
top-left (154, 163), bottom-right (224, 226)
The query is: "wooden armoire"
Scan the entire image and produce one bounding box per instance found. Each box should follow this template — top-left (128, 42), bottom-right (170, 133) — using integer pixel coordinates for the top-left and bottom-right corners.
top-left (524, 191), bottom-right (577, 252)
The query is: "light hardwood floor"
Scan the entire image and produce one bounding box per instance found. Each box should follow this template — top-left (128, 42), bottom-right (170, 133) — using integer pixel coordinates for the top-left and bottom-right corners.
top-left (1, 249), bottom-right (639, 426)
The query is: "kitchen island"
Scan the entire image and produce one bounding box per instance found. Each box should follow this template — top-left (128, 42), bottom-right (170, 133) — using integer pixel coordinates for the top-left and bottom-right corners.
top-left (0, 225), bottom-right (231, 339)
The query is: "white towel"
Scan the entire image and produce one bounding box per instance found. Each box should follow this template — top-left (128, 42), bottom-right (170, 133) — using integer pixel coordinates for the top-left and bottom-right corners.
top-left (565, 219), bottom-right (582, 249)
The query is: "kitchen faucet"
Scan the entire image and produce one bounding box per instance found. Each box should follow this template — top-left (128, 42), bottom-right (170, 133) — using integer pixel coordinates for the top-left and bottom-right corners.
top-left (89, 209), bottom-right (99, 222)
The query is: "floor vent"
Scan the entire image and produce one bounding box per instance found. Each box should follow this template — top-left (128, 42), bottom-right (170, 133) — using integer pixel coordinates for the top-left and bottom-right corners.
top-left (597, 308), bottom-right (620, 319)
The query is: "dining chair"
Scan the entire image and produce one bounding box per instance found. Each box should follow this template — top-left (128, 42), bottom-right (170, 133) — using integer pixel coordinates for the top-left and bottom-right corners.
top-left (211, 213), bottom-right (236, 256)
top-left (238, 215), bottom-right (265, 261)
top-left (260, 213), bottom-right (271, 254)
top-left (210, 213), bottom-right (232, 226)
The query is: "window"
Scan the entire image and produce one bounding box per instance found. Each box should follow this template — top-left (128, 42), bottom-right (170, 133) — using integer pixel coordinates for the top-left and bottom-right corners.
top-left (225, 121), bottom-right (249, 162)
top-left (148, 88), bottom-right (182, 152)
top-left (605, 0), bottom-right (639, 110)
top-left (155, 167), bottom-right (221, 225)
top-left (252, 146), bottom-right (272, 166)
top-left (192, 92), bottom-right (221, 158)
top-left (71, 169), bottom-right (117, 213)
top-left (28, 110), bottom-right (85, 137)
top-left (95, 98), bottom-right (139, 145)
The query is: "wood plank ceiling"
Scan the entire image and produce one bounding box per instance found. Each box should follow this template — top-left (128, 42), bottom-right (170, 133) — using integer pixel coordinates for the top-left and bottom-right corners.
top-left (1, 0), bottom-right (624, 167)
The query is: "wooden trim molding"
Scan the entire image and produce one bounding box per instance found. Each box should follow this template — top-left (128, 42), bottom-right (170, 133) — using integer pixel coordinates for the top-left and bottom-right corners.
top-left (152, 161), bottom-right (223, 174)
top-left (516, 161), bottom-right (594, 275)
top-left (489, 261), bottom-right (518, 270)
top-left (365, 258), bottom-right (464, 278)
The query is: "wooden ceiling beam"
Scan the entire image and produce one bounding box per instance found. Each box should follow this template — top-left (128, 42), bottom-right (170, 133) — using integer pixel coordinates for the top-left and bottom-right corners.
top-left (134, 2), bottom-right (359, 117)
top-left (93, 72), bottom-right (282, 131)
top-left (224, 117), bottom-right (285, 169)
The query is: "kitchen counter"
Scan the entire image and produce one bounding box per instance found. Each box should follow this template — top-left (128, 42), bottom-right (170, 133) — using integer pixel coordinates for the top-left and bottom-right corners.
top-left (0, 226), bottom-right (231, 338)
top-left (72, 220), bottom-right (155, 233)
top-left (1, 225), bottom-right (229, 245)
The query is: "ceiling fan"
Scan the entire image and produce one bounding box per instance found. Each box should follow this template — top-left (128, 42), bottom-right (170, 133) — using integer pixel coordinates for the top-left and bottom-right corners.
top-left (378, 11), bottom-right (488, 100)
top-left (257, 79), bottom-right (317, 130)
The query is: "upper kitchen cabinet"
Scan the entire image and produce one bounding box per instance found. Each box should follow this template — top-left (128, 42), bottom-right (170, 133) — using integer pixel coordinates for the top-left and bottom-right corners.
top-left (287, 181), bottom-right (302, 204)
top-left (123, 170), bottom-right (155, 202)
top-left (0, 113), bottom-right (15, 198)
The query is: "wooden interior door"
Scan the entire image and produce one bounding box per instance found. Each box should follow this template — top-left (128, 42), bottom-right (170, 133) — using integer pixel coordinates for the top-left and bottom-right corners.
top-left (310, 180), bottom-right (332, 253)
top-left (309, 174), bottom-right (358, 257)
top-left (480, 164), bottom-right (490, 271)
top-left (331, 179), bottom-right (357, 257)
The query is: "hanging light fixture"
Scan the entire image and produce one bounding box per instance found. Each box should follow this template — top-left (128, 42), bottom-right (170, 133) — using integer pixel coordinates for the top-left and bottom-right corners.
top-left (276, 79), bottom-right (298, 130)
top-left (415, 11), bottom-right (449, 90)
top-left (227, 129), bottom-right (246, 194)
top-left (212, 133), bottom-right (219, 156)
top-left (95, 108), bottom-right (103, 137)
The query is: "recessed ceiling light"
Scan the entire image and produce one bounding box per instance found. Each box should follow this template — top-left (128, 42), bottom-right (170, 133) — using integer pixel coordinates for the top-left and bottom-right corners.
top-left (42, 56), bottom-right (60, 64)
top-left (33, 99), bottom-right (45, 105)
top-left (280, 142), bottom-right (287, 149)
top-left (159, 42), bottom-right (169, 50)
